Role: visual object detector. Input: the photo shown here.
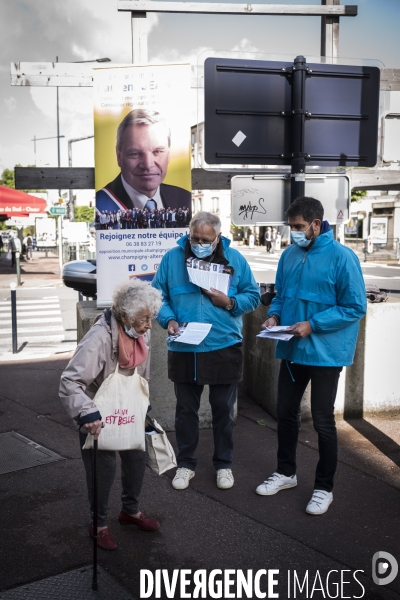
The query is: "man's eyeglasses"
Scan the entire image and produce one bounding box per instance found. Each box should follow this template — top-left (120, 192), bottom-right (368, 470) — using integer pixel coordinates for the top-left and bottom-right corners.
top-left (189, 236), bottom-right (218, 247)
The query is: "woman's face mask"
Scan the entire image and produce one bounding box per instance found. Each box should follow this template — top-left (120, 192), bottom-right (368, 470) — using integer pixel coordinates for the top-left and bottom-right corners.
top-left (290, 222), bottom-right (314, 248)
top-left (123, 325), bottom-right (141, 338)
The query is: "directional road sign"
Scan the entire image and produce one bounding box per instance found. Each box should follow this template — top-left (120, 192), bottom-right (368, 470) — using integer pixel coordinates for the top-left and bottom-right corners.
top-left (49, 206), bottom-right (66, 215)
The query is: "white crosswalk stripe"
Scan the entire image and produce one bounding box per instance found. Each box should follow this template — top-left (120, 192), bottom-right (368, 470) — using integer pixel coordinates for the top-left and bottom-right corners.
top-left (0, 310), bottom-right (60, 325)
top-left (0, 299), bottom-right (59, 305)
top-left (0, 297), bottom-right (68, 356)
top-left (0, 305), bottom-right (62, 312)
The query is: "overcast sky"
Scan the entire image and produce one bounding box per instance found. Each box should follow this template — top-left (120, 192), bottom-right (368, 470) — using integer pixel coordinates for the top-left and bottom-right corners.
top-left (0, 0), bottom-right (399, 180)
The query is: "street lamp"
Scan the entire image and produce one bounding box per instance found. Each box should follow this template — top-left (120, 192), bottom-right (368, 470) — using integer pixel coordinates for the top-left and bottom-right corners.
top-left (31, 135), bottom-right (65, 167)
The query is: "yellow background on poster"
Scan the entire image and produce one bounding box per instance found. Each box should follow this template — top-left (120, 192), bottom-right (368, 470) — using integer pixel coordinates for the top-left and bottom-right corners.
top-left (93, 64), bottom-right (191, 193)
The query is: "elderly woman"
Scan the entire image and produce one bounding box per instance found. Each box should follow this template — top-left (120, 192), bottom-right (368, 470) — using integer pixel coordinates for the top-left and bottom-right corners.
top-left (59, 278), bottom-right (162, 551)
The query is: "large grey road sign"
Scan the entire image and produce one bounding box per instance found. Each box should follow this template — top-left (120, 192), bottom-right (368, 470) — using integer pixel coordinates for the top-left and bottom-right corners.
top-left (205, 57), bottom-right (380, 168)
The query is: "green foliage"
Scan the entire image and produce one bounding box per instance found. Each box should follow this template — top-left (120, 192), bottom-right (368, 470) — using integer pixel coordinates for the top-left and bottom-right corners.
top-left (351, 189), bottom-right (367, 203)
top-left (23, 226), bottom-right (35, 237)
top-left (0, 165), bottom-right (45, 192)
top-left (0, 168), bottom-right (16, 188)
top-left (74, 206), bottom-right (95, 222)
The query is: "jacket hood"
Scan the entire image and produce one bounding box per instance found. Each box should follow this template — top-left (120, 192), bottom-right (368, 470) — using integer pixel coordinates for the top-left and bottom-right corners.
top-left (177, 233), bottom-right (231, 250)
top-left (309, 228), bottom-right (334, 250)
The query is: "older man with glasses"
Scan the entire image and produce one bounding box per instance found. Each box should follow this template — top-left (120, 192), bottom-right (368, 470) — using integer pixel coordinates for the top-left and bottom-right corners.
top-left (152, 211), bottom-right (260, 491)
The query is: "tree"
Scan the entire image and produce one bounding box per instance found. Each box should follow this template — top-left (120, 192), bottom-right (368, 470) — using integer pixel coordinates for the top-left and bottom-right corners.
top-left (0, 165), bottom-right (45, 192)
top-left (0, 168), bottom-right (15, 188)
top-left (74, 206), bottom-right (95, 222)
top-left (351, 189), bottom-right (367, 203)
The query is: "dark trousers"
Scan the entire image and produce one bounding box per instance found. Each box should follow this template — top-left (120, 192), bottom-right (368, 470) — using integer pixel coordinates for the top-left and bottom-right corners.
top-left (276, 361), bottom-right (342, 493)
top-left (79, 432), bottom-right (147, 527)
top-left (174, 382), bottom-right (237, 471)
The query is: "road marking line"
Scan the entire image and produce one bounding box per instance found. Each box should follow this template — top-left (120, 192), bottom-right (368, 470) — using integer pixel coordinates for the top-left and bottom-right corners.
top-left (0, 334), bottom-right (65, 345)
top-left (0, 299), bottom-right (60, 305)
top-left (0, 325), bottom-right (64, 335)
top-left (0, 317), bottom-right (62, 324)
top-left (0, 308), bottom-right (61, 314)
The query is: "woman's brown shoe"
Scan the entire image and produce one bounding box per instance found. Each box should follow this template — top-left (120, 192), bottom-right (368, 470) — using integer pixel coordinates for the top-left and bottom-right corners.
top-left (88, 524), bottom-right (117, 550)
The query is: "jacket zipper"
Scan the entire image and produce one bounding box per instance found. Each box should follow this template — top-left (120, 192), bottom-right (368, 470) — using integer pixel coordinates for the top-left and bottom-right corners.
top-left (293, 251), bottom-right (307, 323)
top-left (201, 293), bottom-right (204, 353)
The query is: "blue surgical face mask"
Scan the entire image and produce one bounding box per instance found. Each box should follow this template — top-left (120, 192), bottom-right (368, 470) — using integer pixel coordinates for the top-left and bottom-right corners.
top-left (191, 243), bottom-right (214, 259)
top-left (290, 222), bottom-right (314, 248)
top-left (190, 235), bottom-right (218, 259)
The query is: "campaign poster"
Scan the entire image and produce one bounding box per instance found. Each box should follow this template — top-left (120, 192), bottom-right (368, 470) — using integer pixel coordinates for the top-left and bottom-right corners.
top-left (94, 64), bottom-right (192, 307)
top-left (35, 216), bottom-right (57, 247)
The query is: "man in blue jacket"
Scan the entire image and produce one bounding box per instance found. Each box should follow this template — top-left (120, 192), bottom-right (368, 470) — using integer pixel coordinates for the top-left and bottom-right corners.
top-left (153, 212), bottom-right (260, 491)
top-left (256, 197), bottom-right (366, 515)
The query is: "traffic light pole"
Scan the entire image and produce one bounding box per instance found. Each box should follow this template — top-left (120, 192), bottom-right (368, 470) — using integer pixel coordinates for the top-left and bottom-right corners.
top-left (290, 55), bottom-right (308, 203)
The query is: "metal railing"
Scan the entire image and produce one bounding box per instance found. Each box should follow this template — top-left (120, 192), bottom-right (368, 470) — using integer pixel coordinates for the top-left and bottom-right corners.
top-left (52, 243), bottom-right (96, 263)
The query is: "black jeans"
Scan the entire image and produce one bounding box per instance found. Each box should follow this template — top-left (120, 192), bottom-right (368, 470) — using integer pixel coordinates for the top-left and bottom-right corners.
top-left (79, 432), bottom-right (147, 527)
top-left (276, 361), bottom-right (342, 493)
top-left (174, 382), bottom-right (237, 471)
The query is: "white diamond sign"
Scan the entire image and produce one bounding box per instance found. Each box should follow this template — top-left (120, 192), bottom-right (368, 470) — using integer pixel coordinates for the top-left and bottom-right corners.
top-left (232, 131), bottom-right (246, 147)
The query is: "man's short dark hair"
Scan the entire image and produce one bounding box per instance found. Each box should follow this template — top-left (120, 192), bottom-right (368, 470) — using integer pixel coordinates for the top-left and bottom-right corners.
top-left (285, 197), bottom-right (324, 223)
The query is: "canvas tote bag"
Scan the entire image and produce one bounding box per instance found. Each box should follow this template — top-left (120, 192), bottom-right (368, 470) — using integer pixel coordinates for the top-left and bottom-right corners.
top-left (83, 363), bottom-right (149, 451)
top-left (145, 415), bottom-right (177, 475)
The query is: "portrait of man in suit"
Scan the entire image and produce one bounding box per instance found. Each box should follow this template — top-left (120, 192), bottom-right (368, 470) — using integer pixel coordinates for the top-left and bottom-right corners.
top-left (96, 108), bottom-right (192, 219)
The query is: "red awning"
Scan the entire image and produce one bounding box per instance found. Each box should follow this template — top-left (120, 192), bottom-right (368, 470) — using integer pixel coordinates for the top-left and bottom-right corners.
top-left (0, 186), bottom-right (48, 218)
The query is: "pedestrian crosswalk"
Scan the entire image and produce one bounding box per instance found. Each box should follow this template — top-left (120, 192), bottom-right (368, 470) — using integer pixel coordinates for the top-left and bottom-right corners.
top-left (0, 296), bottom-right (74, 358)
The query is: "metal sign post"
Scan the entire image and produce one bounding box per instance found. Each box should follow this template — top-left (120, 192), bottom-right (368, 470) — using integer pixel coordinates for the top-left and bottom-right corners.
top-left (290, 55), bottom-right (307, 201)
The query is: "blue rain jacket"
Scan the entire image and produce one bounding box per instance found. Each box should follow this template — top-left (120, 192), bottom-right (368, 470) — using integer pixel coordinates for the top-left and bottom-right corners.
top-left (152, 235), bottom-right (260, 352)
top-left (268, 229), bottom-right (366, 366)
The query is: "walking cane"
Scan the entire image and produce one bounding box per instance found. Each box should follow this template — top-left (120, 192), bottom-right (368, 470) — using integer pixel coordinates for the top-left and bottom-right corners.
top-left (92, 437), bottom-right (99, 591)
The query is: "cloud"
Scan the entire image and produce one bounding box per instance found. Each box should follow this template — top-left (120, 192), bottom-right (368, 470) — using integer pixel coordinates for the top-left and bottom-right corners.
top-left (230, 38), bottom-right (261, 53)
top-left (4, 97), bottom-right (17, 112)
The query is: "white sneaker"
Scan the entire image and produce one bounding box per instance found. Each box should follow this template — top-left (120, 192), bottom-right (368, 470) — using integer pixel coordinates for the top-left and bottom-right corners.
top-left (306, 490), bottom-right (333, 515)
top-left (172, 467), bottom-right (195, 490)
top-left (255, 472), bottom-right (297, 496)
top-left (216, 469), bottom-right (234, 489)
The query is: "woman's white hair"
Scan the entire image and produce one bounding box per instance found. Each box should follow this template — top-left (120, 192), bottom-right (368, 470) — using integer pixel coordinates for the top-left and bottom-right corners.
top-left (190, 211), bottom-right (221, 235)
top-left (112, 278), bottom-right (162, 323)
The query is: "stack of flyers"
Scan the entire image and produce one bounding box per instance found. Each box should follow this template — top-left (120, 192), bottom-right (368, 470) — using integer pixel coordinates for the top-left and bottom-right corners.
top-left (166, 322), bottom-right (212, 345)
top-left (256, 326), bottom-right (294, 342)
top-left (186, 258), bottom-right (234, 295)
top-left (166, 325), bottom-right (187, 342)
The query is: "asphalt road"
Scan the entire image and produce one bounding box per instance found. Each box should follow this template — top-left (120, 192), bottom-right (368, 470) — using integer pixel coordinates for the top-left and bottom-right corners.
top-left (237, 246), bottom-right (400, 293)
top-left (0, 284), bottom-right (78, 360)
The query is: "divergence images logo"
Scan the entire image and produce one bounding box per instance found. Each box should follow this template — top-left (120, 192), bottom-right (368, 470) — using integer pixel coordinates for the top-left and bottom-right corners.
top-left (372, 552), bottom-right (398, 586)
top-left (141, 264), bottom-right (148, 272)
top-left (154, 264), bottom-right (159, 271)
top-left (128, 265), bottom-right (135, 272)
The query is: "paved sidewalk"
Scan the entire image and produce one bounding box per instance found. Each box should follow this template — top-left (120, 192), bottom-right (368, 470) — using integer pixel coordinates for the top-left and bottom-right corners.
top-left (0, 353), bottom-right (399, 599)
top-left (0, 250), bottom-right (62, 289)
